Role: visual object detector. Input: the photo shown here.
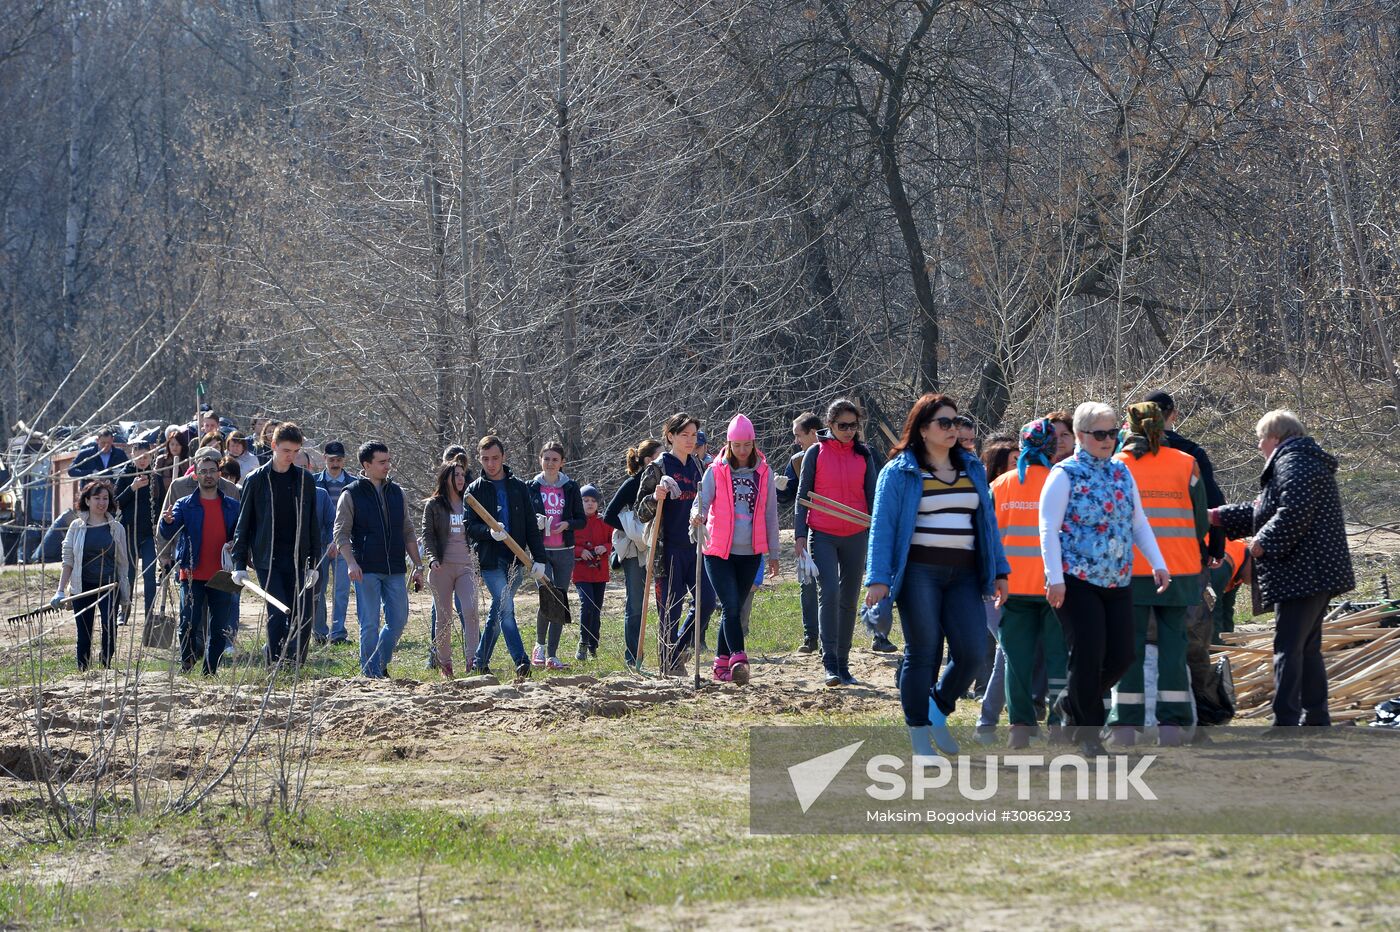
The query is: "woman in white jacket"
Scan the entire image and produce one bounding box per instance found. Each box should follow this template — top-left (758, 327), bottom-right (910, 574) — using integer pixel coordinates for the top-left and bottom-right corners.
top-left (602, 439), bottom-right (661, 668)
top-left (55, 480), bottom-right (132, 670)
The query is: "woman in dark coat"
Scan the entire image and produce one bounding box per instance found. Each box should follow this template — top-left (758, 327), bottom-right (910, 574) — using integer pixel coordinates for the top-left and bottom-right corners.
top-left (1212, 409), bottom-right (1354, 727)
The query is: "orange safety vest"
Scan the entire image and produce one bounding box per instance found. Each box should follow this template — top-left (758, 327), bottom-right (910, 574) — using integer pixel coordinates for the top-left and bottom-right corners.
top-left (1221, 537), bottom-right (1249, 592)
top-left (1114, 446), bottom-right (1203, 577)
top-left (990, 465), bottom-right (1049, 597)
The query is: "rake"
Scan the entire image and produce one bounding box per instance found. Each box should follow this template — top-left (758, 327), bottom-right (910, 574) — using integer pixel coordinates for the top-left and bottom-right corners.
top-left (4, 582), bottom-right (120, 627)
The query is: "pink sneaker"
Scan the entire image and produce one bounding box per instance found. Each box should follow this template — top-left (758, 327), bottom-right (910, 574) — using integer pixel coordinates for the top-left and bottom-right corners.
top-left (713, 654), bottom-right (732, 682)
top-left (729, 651), bottom-right (750, 686)
top-left (531, 644), bottom-right (546, 667)
top-left (545, 656), bottom-right (569, 671)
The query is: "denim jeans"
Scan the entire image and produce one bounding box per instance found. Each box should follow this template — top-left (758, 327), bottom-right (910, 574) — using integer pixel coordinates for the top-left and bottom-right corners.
top-left (127, 534), bottom-right (158, 616)
top-left (810, 529), bottom-right (868, 674)
top-left (475, 564), bottom-right (528, 669)
top-left (621, 556), bottom-right (645, 664)
top-left (355, 572), bottom-right (409, 677)
top-left (800, 578), bottom-right (818, 645)
top-left (576, 581), bottom-right (606, 653)
top-left (704, 553), bottom-right (761, 656)
top-left (315, 553), bottom-right (350, 641)
top-left (185, 579), bottom-right (238, 675)
top-left (895, 561), bottom-right (985, 727)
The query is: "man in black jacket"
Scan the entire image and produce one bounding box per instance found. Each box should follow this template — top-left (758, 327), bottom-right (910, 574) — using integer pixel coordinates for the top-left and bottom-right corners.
top-left (113, 442), bottom-right (161, 619)
top-left (775, 412), bottom-right (823, 653)
top-left (1215, 410), bottom-right (1354, 727)
top-left (466, 435), bottom-right (547, 678)
top-left (230, 422), bottom-right (322, 666)
top-left (70, 427), bottom-right (129, 482)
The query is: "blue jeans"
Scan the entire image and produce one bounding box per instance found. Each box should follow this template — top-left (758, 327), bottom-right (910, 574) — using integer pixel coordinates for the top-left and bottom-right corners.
top-left (315, 554), bottom-right (350, 641)
top-left (800, 578), bottom-right (818, 645)
top-left (127, 535), bottom-right (158, 616)
top-left (895, 561), bottom-right (985, 727)
top-left (705, 553), bottom-right (761, 657)
top-left (355, 572), bottom-right (409, 677)
top-left (475, 565), bottom-right (528, 669)
top-left (185, 579), bottom-right (238, 675)
top-left (621, 556), bottom-right (645, 664)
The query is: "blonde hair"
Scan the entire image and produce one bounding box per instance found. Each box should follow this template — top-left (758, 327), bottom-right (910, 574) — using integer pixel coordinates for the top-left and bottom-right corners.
top-left (1256, 409), bottom-right (1305, 442)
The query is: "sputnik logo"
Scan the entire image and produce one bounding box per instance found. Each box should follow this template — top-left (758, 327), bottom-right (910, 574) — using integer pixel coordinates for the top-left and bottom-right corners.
top-left (787, 740), bottom-right (865, 813)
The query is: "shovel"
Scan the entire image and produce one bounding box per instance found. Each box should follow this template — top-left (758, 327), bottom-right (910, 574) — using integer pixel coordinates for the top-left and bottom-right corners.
top-left (206, 569), bottom-right (291, 614)
top-left (463, 493), bottom-right (570, 623)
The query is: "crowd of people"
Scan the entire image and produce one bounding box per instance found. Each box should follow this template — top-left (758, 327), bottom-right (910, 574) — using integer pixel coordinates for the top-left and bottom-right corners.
top-left (48, 392), bottom-right (1356, 755)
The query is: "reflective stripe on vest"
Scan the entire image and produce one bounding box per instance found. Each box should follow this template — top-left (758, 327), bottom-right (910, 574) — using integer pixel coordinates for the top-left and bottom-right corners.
top-left (1114, 447), bottom-right (1202, 576)
top-left (990, 465), bottom-right (1049, 596)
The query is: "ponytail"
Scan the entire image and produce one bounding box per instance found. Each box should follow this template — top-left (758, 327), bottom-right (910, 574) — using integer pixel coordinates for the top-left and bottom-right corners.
top-left (626, 438), bottom-right (663, 475)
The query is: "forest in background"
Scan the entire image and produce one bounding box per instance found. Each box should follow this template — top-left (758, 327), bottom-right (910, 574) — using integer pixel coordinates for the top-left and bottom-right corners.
top-left (1, 0), bottom-right (1397, 498)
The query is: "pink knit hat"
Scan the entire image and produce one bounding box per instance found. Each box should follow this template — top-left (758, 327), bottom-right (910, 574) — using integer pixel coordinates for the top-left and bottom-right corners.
top-left (726, 414), bottom-right (756, 442)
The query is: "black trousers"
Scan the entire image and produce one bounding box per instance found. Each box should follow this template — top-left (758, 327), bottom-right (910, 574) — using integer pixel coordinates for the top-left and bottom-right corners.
top-left (1272, 592), bottom-right (1331, 726)
top-left (260, 563), bottom-right (316, 666)
top-left (1053, 576), bottom-right (1135, 736)
top-left (73, 590), bottom-right (118, 671)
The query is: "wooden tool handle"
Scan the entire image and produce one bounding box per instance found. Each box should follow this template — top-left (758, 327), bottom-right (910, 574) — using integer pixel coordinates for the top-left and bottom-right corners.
top-left (464, 493), bottom-right (534, 569)
top-left (808, 491), bottom-right (871, 521)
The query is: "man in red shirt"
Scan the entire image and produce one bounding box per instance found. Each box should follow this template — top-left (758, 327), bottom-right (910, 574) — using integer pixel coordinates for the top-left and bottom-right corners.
top-left (159, 456), bottom-right (241, 674)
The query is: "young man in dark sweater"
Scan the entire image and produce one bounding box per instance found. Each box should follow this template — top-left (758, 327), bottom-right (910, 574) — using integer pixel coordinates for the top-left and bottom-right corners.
top-left (230, 422), bottom-right (322, 666)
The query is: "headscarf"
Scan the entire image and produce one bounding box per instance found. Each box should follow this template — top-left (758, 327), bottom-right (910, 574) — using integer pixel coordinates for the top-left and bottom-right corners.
top-left (1016, 417), bottom-right (1057, 482)
top-left (1121, 401), bottom-right (1166, 459)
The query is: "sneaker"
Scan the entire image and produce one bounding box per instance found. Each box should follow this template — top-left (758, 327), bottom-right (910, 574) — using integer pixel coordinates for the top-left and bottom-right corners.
top-left (1008, 724), bottom-right (1035, 750)
top-left (729, 651), bottom-right (750, 686)
top-left (973, 725), bottom-right (998, 746)
top-left (798, 637), bottom-right (817, 654)
top-left (439, 660), bottom-right (454, 678)
top-left (825, 670), bottom-right (842, 688)
top-left (871, 634), bottom-right (897, 653)
top-left (515, 660), bottom-right (532, 679)
top-left (838, 669), bottom-right (857, 686)
top-left (545, 656), bottom-right (569, 670)
top-left (713, 654), bottom-right (732, 683)
top-left (470, 663), bottom-right (493, 677)
top-left (330, 637), bottom-right (350, 646)
top-left (574, 643), bottom-right (588, 662)
top-left (531, 644), bottom-right (546, 667)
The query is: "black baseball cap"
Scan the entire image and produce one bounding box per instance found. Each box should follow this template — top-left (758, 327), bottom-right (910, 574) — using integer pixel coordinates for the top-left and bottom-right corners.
top-left (324, 441), bottom-right (347, 457)
top-left (1144, 390), bottom-right (1175, 414)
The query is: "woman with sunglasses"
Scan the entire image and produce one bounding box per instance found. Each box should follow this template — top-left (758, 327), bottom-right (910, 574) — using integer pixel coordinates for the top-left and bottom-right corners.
top-left (795, 399), bottom-right (883, 686)
top-left (1039, 402), bottom-right (1170, 757)
top-left (865, 395), bottom-right (1009, 758)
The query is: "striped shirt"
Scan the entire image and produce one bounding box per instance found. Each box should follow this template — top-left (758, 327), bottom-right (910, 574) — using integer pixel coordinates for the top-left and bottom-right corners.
top-left (909, 469), bottom-right (979, 568)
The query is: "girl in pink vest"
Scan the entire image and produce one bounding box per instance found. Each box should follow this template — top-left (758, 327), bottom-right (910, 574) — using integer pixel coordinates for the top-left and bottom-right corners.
top-left (691, 414), bottom-right (780, 684)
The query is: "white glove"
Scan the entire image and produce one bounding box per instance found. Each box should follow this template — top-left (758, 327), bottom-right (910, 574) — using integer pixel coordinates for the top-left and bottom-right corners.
top-left (50, 591), bottom-right (64, 607)
top-left (531, 562), bottom-right (548, 581)
top-left (774, 474), bottom-right (790, 491)
top-left (689, 520), bottom-right (710, 548)
top-left (304, 568), bottom-right (319, 589)
top-left (220, 542), bottom-right (234, 572)
top-left (536, 513), bottom-right (549, 531)
top-left (490, 527), bottom-right (508, 542)
top-left (659, 475), bottom-right (681, 496)
top-left (593, 545), bottom-right (607, 556)
top-left (232, 570), bottom-right (248, 586)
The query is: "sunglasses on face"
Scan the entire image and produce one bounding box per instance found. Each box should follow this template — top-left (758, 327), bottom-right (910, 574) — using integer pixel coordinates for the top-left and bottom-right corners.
top-left (833, 421), bottom-right (859, 431)
top-left (1085, 429), bottom-right (1117, 442)
top-left (931, 416), bottom-right (957, 431)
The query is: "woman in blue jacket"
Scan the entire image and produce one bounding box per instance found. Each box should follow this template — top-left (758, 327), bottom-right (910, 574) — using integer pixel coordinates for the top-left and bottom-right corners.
top-left (865, 394), bottom-right (1009, 758)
